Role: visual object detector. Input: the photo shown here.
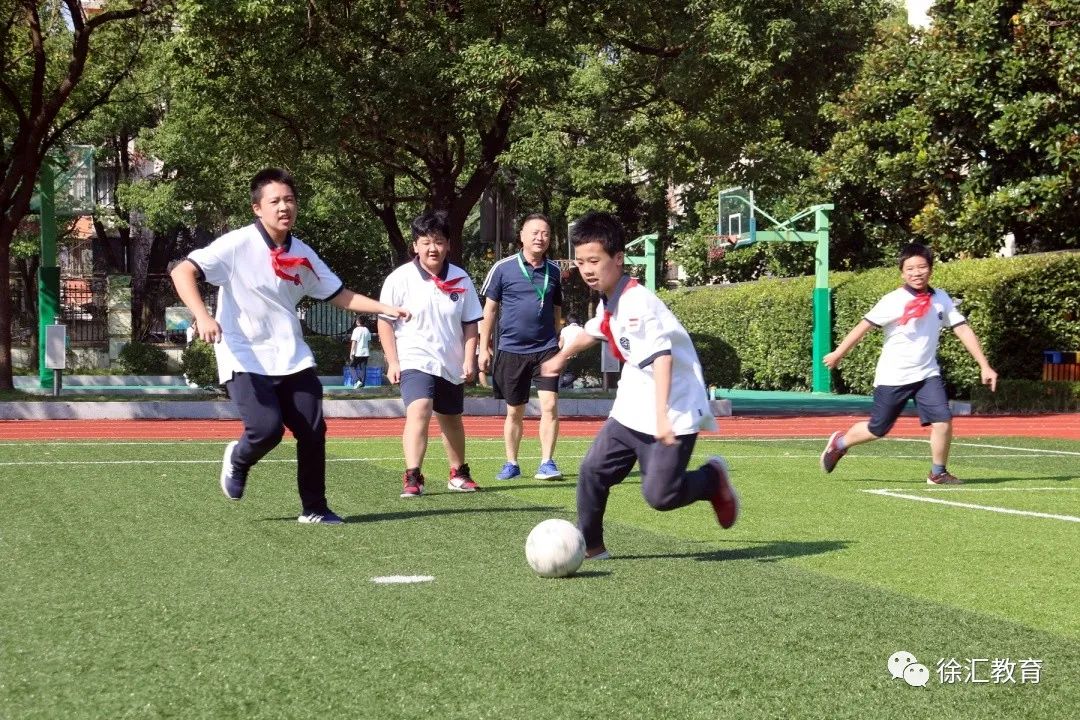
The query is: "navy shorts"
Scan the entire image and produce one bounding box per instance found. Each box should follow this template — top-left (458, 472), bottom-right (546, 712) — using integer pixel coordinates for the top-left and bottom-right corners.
top-left (868, 375), bottom-right (952, 437)
top-left (492, 347), bottom-right (560, 406)
top-left (399, 369), bottom-right (465, 415)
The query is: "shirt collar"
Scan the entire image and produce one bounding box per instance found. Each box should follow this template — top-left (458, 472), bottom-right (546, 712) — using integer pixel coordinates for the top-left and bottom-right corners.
top-left (519, 251), bottom-right (548, 270)
top-left (254, 219), bottom-right (292, 252)
top-left (902, 284), bottom-right (935, 296)
top-left (413, 256), bottom-right (450, 281)
top-left (601, 274), bottom-right (635, 314)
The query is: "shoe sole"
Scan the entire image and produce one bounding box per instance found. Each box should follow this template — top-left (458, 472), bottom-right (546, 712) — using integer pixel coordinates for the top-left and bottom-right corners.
top-left (534, 472), bottom-right (562, 480)
top-left (585, 550), bottom-right (611, 560)
top-left (447, 483), bottom-right (478, 492)
top-left (400, 490), bottom-right (423, 498)
top-left (220, 440), bottom-right (241, 500)
top-left (298, 516), bottom-right (343, 524)
top-left (820, 431), bottom-right (842, 474)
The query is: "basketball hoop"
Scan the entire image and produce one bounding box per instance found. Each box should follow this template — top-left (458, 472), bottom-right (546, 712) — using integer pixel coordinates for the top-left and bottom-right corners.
top-left (705, 235), bottom-right (739, 262)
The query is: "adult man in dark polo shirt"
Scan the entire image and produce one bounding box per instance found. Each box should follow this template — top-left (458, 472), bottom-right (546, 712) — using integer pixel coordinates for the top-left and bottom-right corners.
top-left (479, 213), bottom-right (564, 480)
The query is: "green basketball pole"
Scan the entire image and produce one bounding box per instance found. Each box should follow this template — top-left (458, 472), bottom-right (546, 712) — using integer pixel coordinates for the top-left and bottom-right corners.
top-left (37, 161), bottom-right (61, 389)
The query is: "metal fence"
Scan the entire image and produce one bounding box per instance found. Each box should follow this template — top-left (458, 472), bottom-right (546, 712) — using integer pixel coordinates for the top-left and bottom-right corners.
top-left (9, 274), bottom-right (108, 344)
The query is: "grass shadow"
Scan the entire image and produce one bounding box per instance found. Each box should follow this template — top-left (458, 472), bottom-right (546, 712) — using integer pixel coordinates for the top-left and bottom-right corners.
top-left (616, 538), bottom-right (850, 564)
top-left (260, 505), bottom-right (565, 524)
top-left (848, 475), bottom-right (1078, 486)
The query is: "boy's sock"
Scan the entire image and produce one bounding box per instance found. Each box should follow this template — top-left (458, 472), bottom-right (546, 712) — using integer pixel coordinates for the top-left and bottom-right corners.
top-left (931, 463), bottom-right (946, 475)
top-left (835, 436), bottom-right (847, 451)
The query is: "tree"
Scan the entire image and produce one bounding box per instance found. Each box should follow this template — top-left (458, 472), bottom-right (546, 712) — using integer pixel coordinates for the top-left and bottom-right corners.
top-left (0, 0), bottom-right (169, 389)
top-left (820, 0), bottom-right (1080, 263)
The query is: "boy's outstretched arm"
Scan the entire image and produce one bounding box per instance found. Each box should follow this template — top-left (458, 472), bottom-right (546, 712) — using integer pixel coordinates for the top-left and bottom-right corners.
top-left (330, 289), bottom-right (410, 320)
top-left (539, 331), bottom-right (597, 379)
top-left (823, 319), bottom-right (874, 369)
top-left (652, 354), bottom-right (676, 446)
top-left (953, 324), bottom-right (998, 391)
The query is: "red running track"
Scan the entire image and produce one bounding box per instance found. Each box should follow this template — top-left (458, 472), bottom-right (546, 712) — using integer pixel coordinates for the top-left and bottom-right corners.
top-left (0, 415), bottom-right (1078, 441)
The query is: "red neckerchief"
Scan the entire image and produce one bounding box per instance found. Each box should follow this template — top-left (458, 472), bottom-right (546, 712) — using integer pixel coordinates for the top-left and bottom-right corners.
top-left (898, 288), bottom-right (932, 326)
top-left (431, 275), bottom-right (464, 295)
top-left (270, 245), bottom-right (318, 286)
top-left (600, 278), bottom-right (639, 362)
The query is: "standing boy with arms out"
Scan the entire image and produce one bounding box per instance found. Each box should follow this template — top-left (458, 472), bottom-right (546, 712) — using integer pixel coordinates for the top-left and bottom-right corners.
top-left (379, 210), bottom-right (484, 498)
top-left (820, 243), bottom-right (998, 484)
top-left (171, 168), bottom-right (409, 524)
top-left (541, 211), bottom-right (738, 559)
top-left (479, 214), bottom-right (564, 481)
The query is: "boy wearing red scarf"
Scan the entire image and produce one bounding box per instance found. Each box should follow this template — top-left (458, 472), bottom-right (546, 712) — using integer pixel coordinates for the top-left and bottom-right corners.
top-left (378, 210), bottom-right (484, 498)
top-left (171, 168), bottom-right (409, 524)
top-left (820, 243), bottom-right (998, 484)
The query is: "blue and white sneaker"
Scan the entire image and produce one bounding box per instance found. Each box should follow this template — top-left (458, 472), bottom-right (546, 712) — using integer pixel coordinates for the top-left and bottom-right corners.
top-left (534, 460), bottom-right (562, 480)
top-left (298, 509), bottom-right (344, 525)
top-left (496, 462), bottom-right (521, 480)
top-left (219, 440), bottom-right (247, 500)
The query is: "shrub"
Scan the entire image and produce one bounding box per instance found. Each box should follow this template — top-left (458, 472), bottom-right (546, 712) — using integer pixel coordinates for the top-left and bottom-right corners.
top-left (115, 341), bottom-right (169, 375)
top-left (305, 334), bottom-right (349, 375)
top-left (180, 340), bottom-right (219, 388)
top-left (970, 380), bottom-right (1080, 414)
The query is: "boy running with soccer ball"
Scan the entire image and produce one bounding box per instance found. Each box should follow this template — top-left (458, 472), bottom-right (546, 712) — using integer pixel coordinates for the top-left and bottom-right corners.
top-left (540, 211), bottom-right (738, 559)
top-left (820, 243), bottom-right (998, 484)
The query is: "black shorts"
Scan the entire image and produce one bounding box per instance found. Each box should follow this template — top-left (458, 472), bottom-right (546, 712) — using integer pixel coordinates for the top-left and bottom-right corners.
top-left (492, 347), bottom-right (560, 406)
top-left (399, 369), bottom-right (465, 415)
top-left (868, 375), bottom-right (952, 437)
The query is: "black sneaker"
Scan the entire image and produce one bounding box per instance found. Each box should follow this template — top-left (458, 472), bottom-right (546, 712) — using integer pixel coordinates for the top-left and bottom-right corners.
top-left (219, 440), bottom-right (248, 500)
top-left (298, 509), bottom-right (344, 524)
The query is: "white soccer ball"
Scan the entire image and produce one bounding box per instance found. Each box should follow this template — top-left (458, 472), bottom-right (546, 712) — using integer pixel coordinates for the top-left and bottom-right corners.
top-left (525, 518), bottom-right (586, 578)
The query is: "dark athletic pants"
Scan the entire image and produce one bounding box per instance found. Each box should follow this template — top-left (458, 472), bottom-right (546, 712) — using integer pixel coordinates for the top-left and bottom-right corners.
top-left (577, 417), bottom-right (717, 549)
top-left (225, 368), bottom-right (328, 514)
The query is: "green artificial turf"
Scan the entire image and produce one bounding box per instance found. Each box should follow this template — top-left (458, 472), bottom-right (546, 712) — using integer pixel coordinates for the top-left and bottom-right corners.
top-left (1, 435), bottom-right (1076, 719)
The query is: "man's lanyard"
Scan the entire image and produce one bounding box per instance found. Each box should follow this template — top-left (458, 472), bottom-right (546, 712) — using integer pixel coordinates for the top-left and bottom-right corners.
top-left (517, 252), bottom-right (549, 317)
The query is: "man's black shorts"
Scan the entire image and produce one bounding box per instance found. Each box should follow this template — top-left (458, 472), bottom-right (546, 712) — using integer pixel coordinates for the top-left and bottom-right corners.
top-left (492, 348), bottom-right (560, 406)
top-left (868, 375), bottom-right (952, 437)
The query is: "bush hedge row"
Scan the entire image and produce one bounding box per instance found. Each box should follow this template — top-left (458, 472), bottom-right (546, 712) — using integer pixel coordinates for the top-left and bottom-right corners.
top-left (662, 252), bottom-right (1080, 399)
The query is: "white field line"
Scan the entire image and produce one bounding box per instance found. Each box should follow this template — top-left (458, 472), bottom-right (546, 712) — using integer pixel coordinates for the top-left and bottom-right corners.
top-left (0, 452), bottom-right (1074, 468)
top-left (923, 487), bottom-right (1079, 492)
top-left (371, 575), bottom-right (434, 584)
top-left (863, 488), bottom-right (1080, 523)
top-left (892, 437), bottom-right (1080, 456)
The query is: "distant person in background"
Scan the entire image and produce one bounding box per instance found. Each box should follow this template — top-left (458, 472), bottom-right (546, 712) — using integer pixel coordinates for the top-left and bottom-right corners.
top-left (185, 320), bottom-right (198, 346)
top-left (170, 167), bottom-right (410, 525)
top-left (557, 313), bottom-right (583, 388)
top-left (349, 316), bottom-right (371, 388)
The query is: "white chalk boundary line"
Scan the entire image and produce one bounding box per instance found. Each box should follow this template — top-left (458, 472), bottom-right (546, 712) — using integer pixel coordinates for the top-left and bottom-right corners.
top-left (1, 451), bottom-right (1074, 467)
top-left (863, 488), bottom-right (1080, 523)
top-left (892, 437), bottom-right (1080, 456)
top-left (371, 575), bottom-right (434, 585)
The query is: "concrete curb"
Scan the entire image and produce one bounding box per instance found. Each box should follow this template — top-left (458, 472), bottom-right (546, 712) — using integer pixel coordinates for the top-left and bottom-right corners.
top-left (0, 398), bottom-right (733, 421)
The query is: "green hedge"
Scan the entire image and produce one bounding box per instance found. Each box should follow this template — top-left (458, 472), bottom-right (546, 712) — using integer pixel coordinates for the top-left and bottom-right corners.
top-left (116, 341), bottom-right (170, 375)
top-left (970, 380), bottom-right (1080, 414)
top-left (180, 340), bottom-right (219, 388)
top-left (663, 252), bottom-right (1080, 399)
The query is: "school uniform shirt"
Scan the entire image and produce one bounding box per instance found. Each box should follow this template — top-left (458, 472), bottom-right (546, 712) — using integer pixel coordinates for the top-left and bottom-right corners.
top-left (186, 221), bottom-right (343, 384)
top-left (864, 285), bottom-right (966, 387)
top-left (350, 326), bottom-right (371, 358)
top-left (585, 275), bottom-right (717, 437)
top-left (379, 258), bottom-right (483, 384)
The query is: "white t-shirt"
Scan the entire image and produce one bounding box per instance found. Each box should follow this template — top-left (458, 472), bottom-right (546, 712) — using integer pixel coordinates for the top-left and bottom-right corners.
top-left (587, 275), bottom-right (716, 436)
top-left (350, 326), bottom-right (371, 357)
top-left (186, 222), bottom-right (343, 384)
top-left (864, 286), bottom-right (966, 386)
top-left (378, 258), bottom-right (483, 384)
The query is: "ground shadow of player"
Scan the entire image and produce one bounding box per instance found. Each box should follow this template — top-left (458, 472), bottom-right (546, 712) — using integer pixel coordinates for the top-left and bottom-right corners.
top-left (615, 538), bottom-right (849, 563)
top-left (481, 482), bottom-right (578, 493)
top-left (260, 505), bottom-right (563, 524)
top-left (847, 474), bottom-right (1076, 486)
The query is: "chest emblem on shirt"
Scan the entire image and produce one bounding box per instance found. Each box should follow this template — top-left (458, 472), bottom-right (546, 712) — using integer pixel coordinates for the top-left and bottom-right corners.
top-left (449, 292), bottom-right (461, 302)
top-left (619, 337), bottom-right (630, 352)
top-left (937, 310), bottom-right (943, 320)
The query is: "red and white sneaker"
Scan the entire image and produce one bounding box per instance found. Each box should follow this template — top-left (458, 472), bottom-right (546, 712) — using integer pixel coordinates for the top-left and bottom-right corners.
top-left (447, 463), bottom-right (479, 492)
top-left (820, 431), bottom-right (847, 474)
top-left (706, 456), bottom-right (739, 529)
top-left (401, 469), bottom-right (424, 498)
top-left (927, 470), bottom-right (962, 485)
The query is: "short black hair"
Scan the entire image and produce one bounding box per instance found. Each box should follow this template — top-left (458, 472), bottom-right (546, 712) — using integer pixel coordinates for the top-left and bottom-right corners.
top-left (566, 313), bottom-right (580, 325)
top-left (898, 242), bottom-right (933, 269)
top-left (411, 209), bottom-right (450, 241)
top-left (250, 168), bottom-right (297, 204)
top-left (519, 212), bottom-right (551, 232)
top-left (570, 210), bottom-right (625, 255)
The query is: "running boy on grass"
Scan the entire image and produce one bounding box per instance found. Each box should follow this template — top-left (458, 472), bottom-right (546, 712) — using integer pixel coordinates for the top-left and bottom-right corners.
top-left (540, 210), bottom-right (738, 559)
top-left (171, 167), bottom-right (410, 524)
top-left (819, 243), bottom-right (998, 484)
top-left (378, 210), bottom-right (484, 498)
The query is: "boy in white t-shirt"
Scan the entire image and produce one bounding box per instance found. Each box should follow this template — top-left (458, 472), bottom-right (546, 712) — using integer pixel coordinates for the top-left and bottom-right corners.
top-left (820, 243), bottom-right (998, 484)
top-left (378, 210), bottom-right (484, 498)
top-left (348, 317), bottom-right (372, 388)
top-left (540, 211), bottom-right (739, 559)
top-left (171, 168), bottom-right (409, 524)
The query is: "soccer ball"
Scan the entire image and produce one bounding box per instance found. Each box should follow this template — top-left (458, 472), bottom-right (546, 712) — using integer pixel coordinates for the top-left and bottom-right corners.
top-left (525, 519), bottom-right (586, 578)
